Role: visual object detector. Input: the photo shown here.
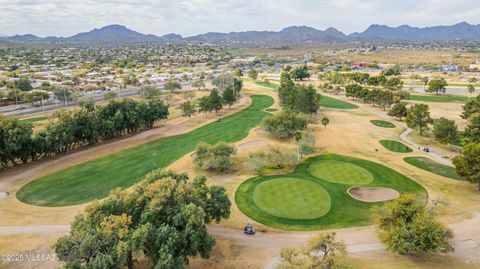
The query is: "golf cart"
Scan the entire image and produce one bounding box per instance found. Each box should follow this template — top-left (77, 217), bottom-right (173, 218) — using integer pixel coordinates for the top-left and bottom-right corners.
top-left (423, 147), bottom-right (430, 153)
top-left (244, 221), bottom-right (256, 235)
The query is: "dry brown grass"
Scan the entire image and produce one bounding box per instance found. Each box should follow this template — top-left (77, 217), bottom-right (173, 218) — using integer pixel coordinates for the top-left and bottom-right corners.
top-left (2, 81), bottom-right (480, 269)
top-left (345, 254), bottom-right (480, 269)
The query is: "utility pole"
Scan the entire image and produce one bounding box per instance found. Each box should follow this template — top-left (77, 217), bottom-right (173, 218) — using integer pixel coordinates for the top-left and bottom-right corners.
top-left (64, 88), bottom-right (68, 108)
top-left (14, 90), bottom-right (18, 105)
top-left (41, 92), bottom-right (45, 112)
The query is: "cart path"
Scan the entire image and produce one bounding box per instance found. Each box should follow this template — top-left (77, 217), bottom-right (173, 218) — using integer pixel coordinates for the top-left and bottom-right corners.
top-left (1, 212), bottom-right (479, 264)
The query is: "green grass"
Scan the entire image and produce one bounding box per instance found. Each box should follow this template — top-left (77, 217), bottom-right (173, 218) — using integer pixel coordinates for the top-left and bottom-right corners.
top-left (253, 178), bottom-right (331, 220)
top-left (370, 120), bottom-right (396, 128)
top-left (308, 160), bottom-right (374, 185)
top-left (265, 108), bottom-right (278, 112)
top-left (409, 95), bottom-right (469, 103)
top-left (404, 82), bottom-right (480, 87)
top-left (236, 154), bottom-right (427, 230)
top-left (380, 140), bottom-right (413, 153)
top-left (17, 95), bottom-right (274, 207)
top-left (320, 96), bottom-right (358, 109)
top-left (255, 80), bottom-right (279, 90)
top-left (20, 116), bottom-right (48, 123)
top-left (404, 157), bottom-right (465, 181)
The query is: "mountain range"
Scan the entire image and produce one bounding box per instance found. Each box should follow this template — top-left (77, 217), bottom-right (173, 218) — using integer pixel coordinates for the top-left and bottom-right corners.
top-left (2, 22), bottom-right (480, 44)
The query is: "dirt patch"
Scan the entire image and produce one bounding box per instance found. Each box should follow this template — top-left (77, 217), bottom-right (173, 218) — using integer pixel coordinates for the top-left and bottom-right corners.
top-left (254, 127), bottom-right (268, 135)
top-left (348, 187), bottom-right (400, 202)
top-left (237, 140), bottom-right (268, 154)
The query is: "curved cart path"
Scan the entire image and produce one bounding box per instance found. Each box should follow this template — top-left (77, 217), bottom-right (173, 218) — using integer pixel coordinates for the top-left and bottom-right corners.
top-left (1, 212), bottom-right (479, 264)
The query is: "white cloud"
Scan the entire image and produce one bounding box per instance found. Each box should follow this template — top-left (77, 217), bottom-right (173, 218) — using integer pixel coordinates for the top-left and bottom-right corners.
top-left (0, 0), bottom-right (479, 36)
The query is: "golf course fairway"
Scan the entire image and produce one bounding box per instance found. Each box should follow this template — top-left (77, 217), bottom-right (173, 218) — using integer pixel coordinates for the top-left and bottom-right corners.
top-left (17, 95), bottom-right (274, 206)
top-left (236, 154), bottom-right (427, 230)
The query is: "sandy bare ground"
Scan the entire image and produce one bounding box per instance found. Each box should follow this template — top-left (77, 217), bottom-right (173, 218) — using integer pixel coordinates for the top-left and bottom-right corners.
top-left (348, 187), bottom-right (400, 202)
top-left (237, 140), bottom-right (268, 154)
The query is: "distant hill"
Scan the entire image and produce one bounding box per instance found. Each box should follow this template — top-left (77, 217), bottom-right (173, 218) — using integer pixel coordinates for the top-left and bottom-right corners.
top-left (2, 22), bottom-right (480, 44)
top-left (185, 26), bottom-right (347, 43)
top-left (0, 25), bottom-right (182, 44)
top-left (350, 22), bottom-right (480, 42)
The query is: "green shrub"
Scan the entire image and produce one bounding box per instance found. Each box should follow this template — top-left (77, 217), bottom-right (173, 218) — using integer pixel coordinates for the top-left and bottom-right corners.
top-left (261, 110), bottom-right (308, 139)
top-left (244, 147), bottom-right (298, 172)
top-left (194, 142), bottom-right (236, 172)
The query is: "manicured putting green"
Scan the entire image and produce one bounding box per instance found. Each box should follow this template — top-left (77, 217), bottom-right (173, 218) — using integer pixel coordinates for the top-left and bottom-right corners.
top-left (308, 160), bottom-right (373, 185)
top-left (236, 154), bottom-right (427, 230)
top-left (404, 157), bottom-right (465, 181)
top-left (17, 95), bottom-right (274, 206)
top-left (370, 120), bottom-right (395, 128)
top-left (253, 178), bottom-right (330, 220)
top-left (320, 96), bottom-right (358, 109)
top-left (380, 140), bottom-right (413, 153)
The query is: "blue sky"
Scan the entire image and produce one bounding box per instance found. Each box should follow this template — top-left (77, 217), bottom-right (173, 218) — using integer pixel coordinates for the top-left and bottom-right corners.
top-left (1, 0), bottom-right (479, 37)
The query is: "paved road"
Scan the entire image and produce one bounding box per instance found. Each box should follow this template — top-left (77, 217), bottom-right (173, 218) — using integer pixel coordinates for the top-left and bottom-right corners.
top-left (1, 81), bottom-right (194, 117)
top-left (1, 88), bottom-right (139, 117)
top-left (1, 212), bottom-right (478, 264)
top-left (368, 109), bottom-right (454, 166)
top-left (399, 125), bottom-right (453, 166)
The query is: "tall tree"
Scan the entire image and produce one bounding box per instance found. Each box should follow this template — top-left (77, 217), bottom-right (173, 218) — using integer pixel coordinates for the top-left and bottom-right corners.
top-left (164, 80), bottom-right (182, 92)
top-left (208, 90), bottom-right (223, 114)
top-left (453, 143), bottom-right (480, 191)
top-left (290, 64), bottom-right (310, 81)
top-left (406, 104), bottom-right (433, 136)
top-left (222, 86), bottom-right (236, 108)
top-left (261, 111), bottom-right (308, 139)
top-left (295, 85), bottom-right (321, 115)
top-left (375, 194), bottom-right (453, 255)
top-left (433, 117), bottom-right (459, 149)
top-left (461, 94), bottom-right (480, 119)
top-left (55, 171), bottom-right (231, 269)
top-left (16, 77), bottom-right (33, 91)
top-left (180, 101), bottom-right (195, 119)
top-left (427, 78), bottom-right (448, 95)
top-left (388, 102), bottom-right (408, 120)
top-left (463, 114), bottom-right (480, 143)
top-left (198, 96), bottom-right (212, 116)
top-left (248, 69), bottom-right (258, 80)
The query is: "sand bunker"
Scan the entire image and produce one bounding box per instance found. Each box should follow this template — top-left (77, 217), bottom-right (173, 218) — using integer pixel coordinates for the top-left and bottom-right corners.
top-left (0, 192), bottom-right (8, 199)
top-left (237, 140), bottom-right (268, 154)
top-left (348, 187), bottom-right (399, 202)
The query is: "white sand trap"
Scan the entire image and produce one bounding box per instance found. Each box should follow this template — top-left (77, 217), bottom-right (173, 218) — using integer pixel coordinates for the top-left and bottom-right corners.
top-left (237, 140), bottom-right (268, 154)
top-left (0, 192), bottom-right (8, 199)
top-left (348, 187), bottom-right (400, 202)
